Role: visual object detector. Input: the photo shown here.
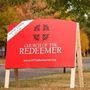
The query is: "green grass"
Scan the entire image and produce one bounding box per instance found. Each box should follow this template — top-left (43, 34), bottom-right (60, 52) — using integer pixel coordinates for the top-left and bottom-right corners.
top-left (0, 57), bottom-right (90, 89)
top-left (0, 72), bottom-right (90, 90)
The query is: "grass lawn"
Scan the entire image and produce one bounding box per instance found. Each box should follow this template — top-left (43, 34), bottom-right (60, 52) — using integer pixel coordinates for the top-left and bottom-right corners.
top-left (0, 57), bottom-right (90, 89)
top-left (0, 72), bottom-right (90, 90)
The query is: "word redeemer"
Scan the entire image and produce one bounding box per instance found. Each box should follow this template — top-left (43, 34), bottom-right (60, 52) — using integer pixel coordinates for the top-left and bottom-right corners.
top-left (19, 47), bottom-right (62, 54)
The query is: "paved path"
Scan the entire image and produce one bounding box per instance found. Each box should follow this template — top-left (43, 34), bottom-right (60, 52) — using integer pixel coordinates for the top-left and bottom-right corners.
top-left (83, 57), bottom-right (90, 70)
top-left (0, 57), bottom-right (90, 82)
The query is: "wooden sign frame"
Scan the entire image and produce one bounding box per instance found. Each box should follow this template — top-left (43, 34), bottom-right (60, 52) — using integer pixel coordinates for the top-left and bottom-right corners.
top-left (4, 23), bottom-right (84, 88)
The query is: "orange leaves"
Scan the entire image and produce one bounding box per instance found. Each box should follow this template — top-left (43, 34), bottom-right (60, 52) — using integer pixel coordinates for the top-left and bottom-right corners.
top-left (80, 30), bottom-right (89, 54)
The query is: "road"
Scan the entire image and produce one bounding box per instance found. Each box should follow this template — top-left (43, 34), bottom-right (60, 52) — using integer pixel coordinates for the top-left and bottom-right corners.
top-left (0, 57), bottom-right (90, 82)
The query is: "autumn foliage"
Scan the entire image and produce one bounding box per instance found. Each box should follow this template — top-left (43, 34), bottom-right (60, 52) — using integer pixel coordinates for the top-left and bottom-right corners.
top-left (0, 0), bottom-right (90, 55)
top-left (80, 30), bottom-right (89, 56)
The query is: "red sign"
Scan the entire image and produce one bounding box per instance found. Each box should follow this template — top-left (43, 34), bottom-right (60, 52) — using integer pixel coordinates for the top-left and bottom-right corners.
top-left (6, 19), bottom-right (76, 68)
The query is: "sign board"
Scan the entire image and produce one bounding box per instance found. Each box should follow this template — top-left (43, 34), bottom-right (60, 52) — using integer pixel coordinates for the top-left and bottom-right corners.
top-left (4, 19), bottom-right (84, 88)
top-left (6, 19), bottom-right (76, 68)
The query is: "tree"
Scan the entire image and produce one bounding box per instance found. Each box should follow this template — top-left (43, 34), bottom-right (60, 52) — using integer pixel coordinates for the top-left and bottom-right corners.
top-left (15, 0), bottom-right (54, 20)
top-left (80, 30), bottom-right (89, 56)
top-left (0, 6), bottom-right (20, 46)
top-left (46, 0), bottom-right (90, 20)
top-left (0, 0), bottom-right (90, 51)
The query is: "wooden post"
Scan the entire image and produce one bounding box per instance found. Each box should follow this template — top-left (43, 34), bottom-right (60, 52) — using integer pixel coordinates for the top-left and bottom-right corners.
top-left (76, 23), bottom-right (84, 87)
top-left (14, 69), bottom-right (19, 87)
top-left (70, 67), bottom-right (76, 88)
top-left (63, 67), bottom-right (66, 73)
top-left (70, 22), bottom-right (77, 88)
top-left (4, 69), bottom-right (10, 88)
